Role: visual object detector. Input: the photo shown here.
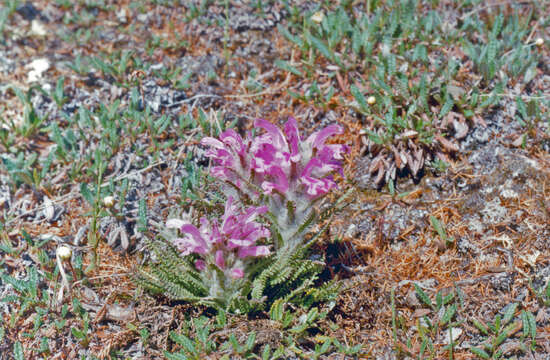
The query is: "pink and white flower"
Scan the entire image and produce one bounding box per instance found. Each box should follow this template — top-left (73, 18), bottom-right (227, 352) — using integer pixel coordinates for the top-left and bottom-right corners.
top-left (166, 197), bottom-right (271, 276)
top-left (200, 117), bottom-right (347, 199)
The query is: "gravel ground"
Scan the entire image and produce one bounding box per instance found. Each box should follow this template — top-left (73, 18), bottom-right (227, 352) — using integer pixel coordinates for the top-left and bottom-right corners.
top-left (0, 1), bottom-right (549, 359)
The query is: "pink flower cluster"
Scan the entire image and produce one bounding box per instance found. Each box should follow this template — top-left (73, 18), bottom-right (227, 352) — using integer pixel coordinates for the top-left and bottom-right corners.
top-left (201, 117), bottom-right (347, 199)
top-left (165, 117), bottom-right (347, 289)
top-left (166, 197), bottom-right (271, 279)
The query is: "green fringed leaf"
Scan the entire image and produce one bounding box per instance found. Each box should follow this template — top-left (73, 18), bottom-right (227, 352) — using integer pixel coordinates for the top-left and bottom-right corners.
top-left (470, 347), bottom-right (490, 359)
top-left (350, 84), bottom-right (368, 112)
top-left (414, 283), bottom-right (433, 308)
top-left (169, 332), bottom-right (197, 355)
top-left (136, 234), bottom-right (208, 302)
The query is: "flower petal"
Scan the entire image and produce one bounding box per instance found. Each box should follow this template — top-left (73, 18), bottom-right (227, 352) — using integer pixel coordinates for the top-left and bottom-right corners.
top-left (215, 250), bottom-right (225, 269)
top-left (305, 124), bottom-right (343, 149)
top-left (238, 245), bottom-right (271, 258)
top-left (324, 144), bottom-right (348, 160)
top-left (200, 137), bottom-right (225, 149)
top-left (180, 224), bottom-right (208, 250)
top-left (231, 268), bottom-right (244, 279)
top-left (261, 166), bottom-right (289, 194)
top-left (220, 129), bottom-right (246, 155)
top-left (194, 259), bottom-right (206, 271)
top-left (251, 143), bottom-right (277, 173)
top-left (173, 236), bottom-right (207, 255)
top-left (241, 205), bottom-right (268, 223)
top-left (210, 166), bottom-right (233, 181)
top-left (228, 238), bottom-right (254, 248)
top-left (284, 117), bottom-right (301, 162)
top-left (255, 119), bottom-right (287, 149)
top-left (300, 175), bottom-right (337, 197)
top-left (204, 148), bottom-right (233, 166)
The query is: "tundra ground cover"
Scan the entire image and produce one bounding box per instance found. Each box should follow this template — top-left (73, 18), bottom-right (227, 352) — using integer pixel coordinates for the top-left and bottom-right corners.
top-left (0, 0), bottom-right (549, 359)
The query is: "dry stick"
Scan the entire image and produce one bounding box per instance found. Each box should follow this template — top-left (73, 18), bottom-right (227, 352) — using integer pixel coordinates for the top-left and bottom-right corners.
top-left (524, 21), bottom-right (539, 44)
top-left (56, 252), bottom-right (71, 305)
top-left (166, 93), bottom-right (223, 108)
top-left (454, 273), bottom-right (506, 286)
top-left (479, 93), bottom-right (550, 99)
top-left (92, 290), bottom-right (117, 324)
top-left (459, 0), bottom-right (537, 20)
top-left (224, 72), bottom-right (291, 99)
top-left (395, 279), bottom-right (437, 291)
top-left (72, 272), bottom-right (130, 288)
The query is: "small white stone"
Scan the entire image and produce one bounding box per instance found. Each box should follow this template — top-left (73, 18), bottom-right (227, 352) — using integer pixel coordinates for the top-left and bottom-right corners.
top-left (443, 328), bottom-right (463, 345)
top-left (26, 58), bottom-right (50, 83)
top-left (116, 8), bottom-right (127, 24)
top-left (482, 198), bottom-right (507, 224)
top-left (137, 14), bottom-right (148, 22)
top-left (43, 197), bottom-right (55, 221)
top-left (345, 223), bottom-right (358, 238)
top-left (523, 250), bottom-right (540, 267)
top-left (56, 246), bottom-right (72, 260)
top-left (30, 20), bottom-right (47, 36)
top-left (500, 188), bottom-right (518, 199)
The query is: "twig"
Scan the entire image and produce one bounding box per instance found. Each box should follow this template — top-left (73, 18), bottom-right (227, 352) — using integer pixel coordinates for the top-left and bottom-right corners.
top-left (56, 252), bottom-right (71, 305)
top-left (166, 93), bottom-right (223, 108)
top-left (459, 0), bottom-right (536, 20)
top-left (395, 279), bottom-right (437, 291)
top-left (224, 72), bottom-right (291, 99)
top-left (340, 264), bottom-right (383, 277)
top-left (454, 273), bottom-right (504, 286)
top-left (479, 93), bottom-right (550, 99)
top-left (72, 272), bottom-right (129, 287)
top-left (525, 21), bottom-right (539, 44)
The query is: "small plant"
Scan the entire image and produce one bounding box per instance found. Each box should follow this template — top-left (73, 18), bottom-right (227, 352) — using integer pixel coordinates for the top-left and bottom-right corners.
top-left (0, 0), bottom-right (18, 43)
top-left (80, 143), bottom-right (109, 271)
top-left (200, 117), bottom-right (347, 253)
top-left (1, 265), bottom-right (46, 327)
top-left (66, 53), bottom-right (90, 75)
top-left (137, 117), bottom-right (348, 312)
top-left (393, 284), bottom-right (463, 359)
top-left (529, 278), bottom-right (550, 307)
top-left (275, 2), bottom-right (545, 186)
top-left (469, 303), bottom-right (537, 359)
top-left (157, 198), bottom-right (272, 309)
top-left (165, 304), bottom-right (363, 359)
top-left (1, 150), bottom-right (41, 189)
top-left (89, 50), bottom-right (137, 84)
top-left (5, 85), bottom-right (49, 139)
top-left (50, 76), bottom-right (68, 108)
top-left (0, 231), bottom-right (92, 355)
top-left (430, 215), bottom-right (455, 249)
